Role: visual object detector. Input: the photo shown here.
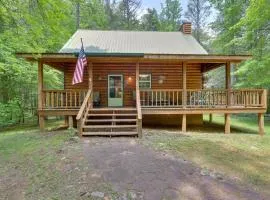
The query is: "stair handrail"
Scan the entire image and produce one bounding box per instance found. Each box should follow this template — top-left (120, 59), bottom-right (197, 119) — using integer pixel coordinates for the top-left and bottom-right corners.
top-left (76, 89), bottom-right (92, 135)
top-left (136, 88), bottom-right (142, 138)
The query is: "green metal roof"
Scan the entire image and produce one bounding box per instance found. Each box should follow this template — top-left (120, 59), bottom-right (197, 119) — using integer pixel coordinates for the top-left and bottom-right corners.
top-left (59, 30), bottom-right (208, 55)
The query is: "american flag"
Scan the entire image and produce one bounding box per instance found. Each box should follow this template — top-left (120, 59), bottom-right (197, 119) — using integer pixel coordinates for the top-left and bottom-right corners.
top-left (72, 44), bottom-right (87, 85)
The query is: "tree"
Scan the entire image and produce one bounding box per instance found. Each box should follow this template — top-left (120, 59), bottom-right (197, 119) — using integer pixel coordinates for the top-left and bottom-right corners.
top-left (141, 8), bottom-right (160, 31)
top-left (117, 0), bottom-right (142, 30)
top-left (209, 0), bottom-right (249, 54)
top-left (185, 0), bottom-right (211, 44)
top-left (160, 0), bottom-right (182, 31)
top-left (233, 0), bottom-right (270, 89)
top-left (78, 0), bottom-right (109, 30)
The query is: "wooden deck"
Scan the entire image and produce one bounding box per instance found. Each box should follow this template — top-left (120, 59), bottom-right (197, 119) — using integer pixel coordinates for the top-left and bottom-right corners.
top-left (38, 88), bottom-right (267, 136)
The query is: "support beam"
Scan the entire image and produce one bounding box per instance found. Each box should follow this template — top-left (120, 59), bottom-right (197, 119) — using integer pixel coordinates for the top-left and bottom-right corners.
top-left (225, 114), bottom-right (231, 134)
top-left (88, 62), bottom-right (93, 108)
top-left (38, 60), bottom-right (44, 110)
top-left (68, 116), bottom-right (74, 129)
top-left (209, 114), bottom-right (213, 123)
top-left (39, 116), bottom-right (45, 132)
top-left (136, 62), bottom-right (143, 138)
top-left (226, 62), bottom-right (231, 106)
top-left (258, 113), bottom-right (265, 136)
top-left (64, 116), bottom-right (69, 126)
top-left (182, 114), bottom-right (187, 133)
top-left (182, 62), bottom-right (187, 108)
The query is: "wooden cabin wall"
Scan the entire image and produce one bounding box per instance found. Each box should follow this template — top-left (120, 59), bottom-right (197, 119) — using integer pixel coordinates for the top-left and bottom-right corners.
top-left (63, 62), bottom-right (203, 107)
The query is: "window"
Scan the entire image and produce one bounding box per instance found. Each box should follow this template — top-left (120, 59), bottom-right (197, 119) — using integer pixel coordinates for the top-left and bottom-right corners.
top-left (139, 74), bottom-right (151, 89)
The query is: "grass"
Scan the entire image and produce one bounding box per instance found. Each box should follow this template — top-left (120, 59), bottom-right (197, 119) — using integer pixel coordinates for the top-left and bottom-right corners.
top-left (145, 114), bottom-right (270, 196)
top-left (0, 120), bottom-right (75, 199)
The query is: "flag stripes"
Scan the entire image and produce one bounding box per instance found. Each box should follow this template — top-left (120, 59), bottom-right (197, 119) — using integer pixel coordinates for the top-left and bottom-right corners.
top-left (72, 45), bottom-right (87, 85)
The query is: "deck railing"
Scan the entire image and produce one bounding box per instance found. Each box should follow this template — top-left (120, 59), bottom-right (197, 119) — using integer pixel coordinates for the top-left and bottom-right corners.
top-left (42, 89), bottom-right (88, 109)
top-left (140, 89), bottom-right (267, 108)
top-left (140, 89), bottom-right (183, 107)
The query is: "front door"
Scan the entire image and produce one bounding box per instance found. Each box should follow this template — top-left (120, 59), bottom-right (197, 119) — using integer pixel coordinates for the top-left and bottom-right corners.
top-left (108, 75), bottom-right (123, 107)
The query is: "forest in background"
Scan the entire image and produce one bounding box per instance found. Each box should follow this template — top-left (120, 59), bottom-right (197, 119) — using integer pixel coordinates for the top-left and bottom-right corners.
top-left (0, 0), bottom-right (269, 127)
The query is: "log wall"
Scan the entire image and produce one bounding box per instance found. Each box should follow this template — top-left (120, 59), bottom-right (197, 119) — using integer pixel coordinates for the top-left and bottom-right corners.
top-left (64, 62), bottom-right (203, 107)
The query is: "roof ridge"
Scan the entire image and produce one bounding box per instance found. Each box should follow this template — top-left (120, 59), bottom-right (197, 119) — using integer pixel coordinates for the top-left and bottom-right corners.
top-left (76, 29), bottom-right (186, 34)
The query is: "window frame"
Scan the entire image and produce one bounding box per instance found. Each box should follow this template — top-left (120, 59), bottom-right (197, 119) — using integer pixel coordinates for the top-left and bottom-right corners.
top-left (139, 74), bottom-right (152, 89)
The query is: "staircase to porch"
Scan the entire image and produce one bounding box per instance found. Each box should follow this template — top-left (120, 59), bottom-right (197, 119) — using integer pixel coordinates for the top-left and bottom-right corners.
top-left (82, 108), bottom-right (139, 136)
top-left (76, 89), bottom-right (142, 137)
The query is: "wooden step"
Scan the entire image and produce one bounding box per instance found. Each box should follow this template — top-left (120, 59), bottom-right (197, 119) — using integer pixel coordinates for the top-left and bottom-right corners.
top-left (85, 119), bottom-right (137, 123)
top-left (87, 113), bottom-right (137, 117)
top-left (83, 125), bottom-right (138, 129)
top-left (82, 131), bottom-right (138, 136)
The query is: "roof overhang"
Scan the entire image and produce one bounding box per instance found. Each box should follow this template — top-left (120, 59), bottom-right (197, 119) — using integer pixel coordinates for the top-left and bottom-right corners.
top-left (16, 52), bottom-right (252, 72)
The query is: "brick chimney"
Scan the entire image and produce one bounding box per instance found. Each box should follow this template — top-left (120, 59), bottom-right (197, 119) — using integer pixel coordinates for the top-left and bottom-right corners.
top-left (180, 21), bottom-right (192, 34)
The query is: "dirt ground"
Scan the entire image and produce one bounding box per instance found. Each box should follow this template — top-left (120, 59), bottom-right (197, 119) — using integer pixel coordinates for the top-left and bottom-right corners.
top-left (0, 129), bottom-right (268, 200)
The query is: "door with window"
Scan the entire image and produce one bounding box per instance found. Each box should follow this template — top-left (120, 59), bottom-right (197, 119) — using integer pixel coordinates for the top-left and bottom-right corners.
top-left (108, 75), bottom-right (123, 107)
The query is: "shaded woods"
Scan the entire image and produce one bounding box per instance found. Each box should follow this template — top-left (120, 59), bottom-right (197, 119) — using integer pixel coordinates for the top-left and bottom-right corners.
top-left (0, 0), bottom-right (269, 127)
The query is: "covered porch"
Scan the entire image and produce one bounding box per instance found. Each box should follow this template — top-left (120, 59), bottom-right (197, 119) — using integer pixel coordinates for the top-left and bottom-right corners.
top-left (18, 53), bottom-right (267, 136)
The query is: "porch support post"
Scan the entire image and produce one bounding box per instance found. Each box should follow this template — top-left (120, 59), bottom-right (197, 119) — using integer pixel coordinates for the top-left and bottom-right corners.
top-left (88, 62), bottom-right (93, 108)
top-left (38, 60), bottom-right (44, 131)
top-left (225, 113), bottom-right (231, 134)
top-left (68, 116), bottom-right (74, 129)
top-left (226, 62), bottom-right (231, 107)
top-left (136, 62), bottom-right (142, 138)
top-left (258, 113), bottom-right (265, 136)
top-left (209, 114), bottom-right (213, 123)
top-left (64, 116), bottom-right (69, 126)
top-left (182, 62), bottom-right (187, 108)
top-left (182, 114), bottom-right (187, 133)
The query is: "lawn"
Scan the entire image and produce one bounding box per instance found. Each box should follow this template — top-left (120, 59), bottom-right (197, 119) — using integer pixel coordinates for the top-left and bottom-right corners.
top-left (144, 114), bottom-right (270, 196)
top-left (1, 115), bottom-right (270, 198)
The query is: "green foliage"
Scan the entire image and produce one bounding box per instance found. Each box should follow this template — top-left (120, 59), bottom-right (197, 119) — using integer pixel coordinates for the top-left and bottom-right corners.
top-left (141, 8), bottom-right (160, 31)
top-left (160, 0), bottom-right (182, 31)
top-left (185, 0), bottom-right (211, 44)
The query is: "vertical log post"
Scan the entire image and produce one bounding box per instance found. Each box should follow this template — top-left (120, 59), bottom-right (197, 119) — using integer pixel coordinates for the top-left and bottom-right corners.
top-left (136, 62), bottom-right (143, 138)
top-left (209, 114), bottom-right (213, 123)
top-left (226, 62), bottom-right (231, 107)
top-left (258, 113), bottom-right (265, 136)
top-left (182, 114), bottom-right (187, 133)
top-left (64, 116), bottom-right (69, 126)
top-left (225, 113), bottom-right (231, 134)
top-left (38, 60), bottom-right (45, 131)
top-left (88, 62), bottom-right (93, 108)
top-left (68, 116), bottom-right (74, 129)
top-left (181, 62), bottom-right (187, 132)
top-left (182, 62), bottom-right (187, 108)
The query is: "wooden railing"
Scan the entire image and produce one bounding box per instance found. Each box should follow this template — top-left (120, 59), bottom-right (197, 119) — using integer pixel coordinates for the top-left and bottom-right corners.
top-left (76, 90), bottom-right (92, 135)
top-left (42, 89), bottom-right (88, 109)
top-left (140, 89), bottom-right (267, 108)
top-left (140, 89), bottom-right (183, 107)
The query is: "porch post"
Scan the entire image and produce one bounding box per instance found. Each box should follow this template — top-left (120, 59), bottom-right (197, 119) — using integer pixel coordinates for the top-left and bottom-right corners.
top-left (224, 62), bottom-right (231, 134)
top-left (182, 62), bottom-right (187, 108)
top-left (258, 113), bottom-right (265, 136)
top-left (38, 60), bottom-right (45, 131)
top-left (181, 62), bottom-right (187, 133)
top-left (225, 113), bottom-right (231, 134)
top-left (209, 114), bottom-right (213, 123)
top-left (182, 114), bottom-right (187, 133)
top-left (136, 62), bottom-right (142, 138)
top-left (88, 62), bottom-right (93, 108)
top-left (226, 62), bottom-right (231, 106)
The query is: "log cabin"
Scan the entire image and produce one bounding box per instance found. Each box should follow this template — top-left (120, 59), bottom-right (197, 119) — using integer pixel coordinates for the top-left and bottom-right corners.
top-left (17, 22), bottom-right (267, 137)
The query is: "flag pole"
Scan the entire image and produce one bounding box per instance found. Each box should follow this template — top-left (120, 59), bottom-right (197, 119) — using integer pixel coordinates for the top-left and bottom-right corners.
top-left (80, 38), bottom-right (84, 49)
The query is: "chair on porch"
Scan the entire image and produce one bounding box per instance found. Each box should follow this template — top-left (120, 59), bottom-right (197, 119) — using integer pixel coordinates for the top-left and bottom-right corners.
top-left (93, 91), bottom-right (101, 107)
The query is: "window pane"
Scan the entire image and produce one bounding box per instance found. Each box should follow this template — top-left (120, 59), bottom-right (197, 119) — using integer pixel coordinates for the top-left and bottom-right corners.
top-left (139, 74), bottom-right (151, 89)
top-left (139, 74), bottom-right (151, 81)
